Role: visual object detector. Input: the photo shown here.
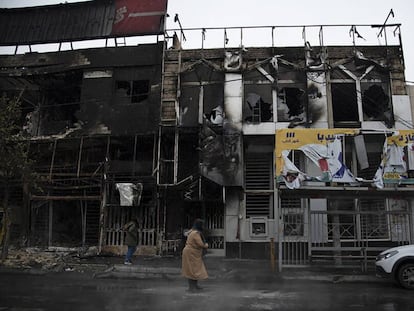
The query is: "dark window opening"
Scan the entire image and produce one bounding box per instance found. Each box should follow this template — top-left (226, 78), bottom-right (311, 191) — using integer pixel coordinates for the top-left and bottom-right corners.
top-left (332, 83), bottom-right (359, 126)
top-left (277, 87), bottom-right (305, 125)
top-left (115, 80), bottom-right (149, 104)
top-left (244, 93), bottom-right (272, 123)
top-left (362, 84), bottom-right (393, 127)
top-left (244, 82), bottom-right (273, 123)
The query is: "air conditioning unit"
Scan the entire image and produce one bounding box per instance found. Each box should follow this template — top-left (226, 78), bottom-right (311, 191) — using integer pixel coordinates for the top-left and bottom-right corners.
top-left (249, 217), bottom-right (268, 238)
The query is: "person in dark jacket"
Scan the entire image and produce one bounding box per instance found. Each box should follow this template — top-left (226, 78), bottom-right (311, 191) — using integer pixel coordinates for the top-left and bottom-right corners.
top-left (181, 218), bottom-right (209, 292)
top-left (123, 218), bottom-right (139, 265)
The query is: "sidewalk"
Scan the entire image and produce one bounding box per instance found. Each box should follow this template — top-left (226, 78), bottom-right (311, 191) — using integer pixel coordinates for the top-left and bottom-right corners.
top-left (90, 255), bottom-right (383, 284)
top-left (0, 248), bottom-right (384, 284)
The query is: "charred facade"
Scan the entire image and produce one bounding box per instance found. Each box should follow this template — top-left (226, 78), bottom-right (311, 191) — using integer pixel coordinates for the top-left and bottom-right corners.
top-left (0, 43), bottom-right (163, 254)
top-left (0, 2), bottom-right (413, 268)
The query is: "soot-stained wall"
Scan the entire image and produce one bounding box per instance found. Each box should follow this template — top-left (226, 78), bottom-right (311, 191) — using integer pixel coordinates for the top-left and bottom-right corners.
top-left (79, 44), bottom-right (163, 135)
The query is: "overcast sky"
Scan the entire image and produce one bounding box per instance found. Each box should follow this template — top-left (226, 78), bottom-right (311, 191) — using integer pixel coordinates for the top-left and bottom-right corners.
top-left (1, 0), bottom-right (413, 82)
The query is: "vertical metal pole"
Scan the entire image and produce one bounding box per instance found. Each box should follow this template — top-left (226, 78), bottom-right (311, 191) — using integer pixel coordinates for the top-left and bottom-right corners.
top-left (98, 136), bottom-right (110, 254)
top-left (356, 79), bottom-right (364, 123)
top-left (270, 237), bottom-right (275, 272)
top-left (240, 27), bottom-right (243, 47)
top-left (133, 135), bottom-right (137, 176)
top-left (157, 127), bottom-right (162, 184)
top-left (174, 127), bottom-right (179, 184)
top-left (307, 198), bottom-right (312, 261)
top-left (326, 71), bottom-right (334, 128)
top-left (77, 136), bottom-right (84, 178)
top-left (81, 199), bottom-right (87, 247)
top-left (48, 201), bottom-right (53, 247)
top-left (410, 199), bottom-right (414, 243)
top-left (49, 140), bottom-right (57, 181)
top-left (278, 193), bottom-right (283, 272)
top-left (198, 84), bottom-right (204, 125)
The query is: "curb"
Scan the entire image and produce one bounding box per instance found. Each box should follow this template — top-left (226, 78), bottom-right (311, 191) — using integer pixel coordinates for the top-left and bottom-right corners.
top-left (91, 264), bottom-right (384, 284)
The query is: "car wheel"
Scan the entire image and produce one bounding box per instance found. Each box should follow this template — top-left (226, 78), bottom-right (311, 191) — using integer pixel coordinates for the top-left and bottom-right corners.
top-left (397, 263), bottom-right (414, 289)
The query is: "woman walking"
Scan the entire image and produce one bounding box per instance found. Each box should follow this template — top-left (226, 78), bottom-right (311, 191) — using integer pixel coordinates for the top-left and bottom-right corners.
top-left (181, 219), bottom-right (209, 292)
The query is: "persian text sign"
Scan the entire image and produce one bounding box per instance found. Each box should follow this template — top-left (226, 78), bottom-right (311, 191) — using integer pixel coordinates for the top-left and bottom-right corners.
top-left (275, 128), bottom-right (359, 176)
top-left (386, 130), bottom-right (414, 147)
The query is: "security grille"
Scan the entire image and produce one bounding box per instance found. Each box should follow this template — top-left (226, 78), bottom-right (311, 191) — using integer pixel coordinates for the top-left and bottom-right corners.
top-left (245, 152), bottom-right (273, 217)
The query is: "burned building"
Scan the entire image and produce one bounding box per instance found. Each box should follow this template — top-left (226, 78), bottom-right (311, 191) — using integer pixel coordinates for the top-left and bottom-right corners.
top-left (160, 22), bottom-right (414, 268)
top-left (0, 0), bottom-right (167, 256)
top-left (0, 1), bottom-right (413, 269)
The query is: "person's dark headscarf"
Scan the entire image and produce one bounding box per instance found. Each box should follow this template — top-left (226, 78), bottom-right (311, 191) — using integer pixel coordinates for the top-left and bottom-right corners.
top-left (192, 218), bottom-right (204, 232)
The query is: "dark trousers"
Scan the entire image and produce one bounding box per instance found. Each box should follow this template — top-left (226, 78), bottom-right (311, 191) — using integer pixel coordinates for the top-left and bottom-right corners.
top-left (125, 245), bottom-right (137, 263)
top-left (187, 279), bottom-right (201, 291)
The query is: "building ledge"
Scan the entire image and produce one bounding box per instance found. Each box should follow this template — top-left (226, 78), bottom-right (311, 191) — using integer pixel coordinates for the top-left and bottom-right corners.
top-left (278, 185), bottom-right (414, 198)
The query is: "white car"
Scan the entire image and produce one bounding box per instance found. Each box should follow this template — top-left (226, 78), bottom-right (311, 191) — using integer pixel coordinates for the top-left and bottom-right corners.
top-left (375, 244), bottom-right (414, 289)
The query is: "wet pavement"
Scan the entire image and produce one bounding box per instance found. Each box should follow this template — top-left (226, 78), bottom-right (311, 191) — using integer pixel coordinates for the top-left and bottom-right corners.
top-left (0, 265), bottom-right (412, 311)
top-left (2, 250), bottom-right (412, 310)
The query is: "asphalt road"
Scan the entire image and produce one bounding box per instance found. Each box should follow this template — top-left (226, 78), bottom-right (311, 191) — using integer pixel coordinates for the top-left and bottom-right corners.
top-left (0, 270), bottom-right (412, 311)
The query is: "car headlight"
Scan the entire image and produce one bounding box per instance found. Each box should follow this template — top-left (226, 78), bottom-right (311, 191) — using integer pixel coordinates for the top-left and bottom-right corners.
top-left (376, 250), bottom-right (398, 261)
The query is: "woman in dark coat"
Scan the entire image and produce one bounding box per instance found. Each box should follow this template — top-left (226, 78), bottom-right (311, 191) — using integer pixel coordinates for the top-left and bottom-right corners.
top-left (181, 219), bottom-right (209, 292)
top-left (123, 218), bottom-right (139, 265)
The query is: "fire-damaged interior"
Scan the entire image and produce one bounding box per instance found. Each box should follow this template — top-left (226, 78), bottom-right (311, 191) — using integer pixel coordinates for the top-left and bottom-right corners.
top-left (0, 43), bottom-right (164, 253)
top-left (1, 71), bottom-right (82, 137)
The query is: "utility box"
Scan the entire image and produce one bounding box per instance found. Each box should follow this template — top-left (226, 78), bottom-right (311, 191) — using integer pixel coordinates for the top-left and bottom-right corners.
top-left (249, 217), bottom-right (268, 238)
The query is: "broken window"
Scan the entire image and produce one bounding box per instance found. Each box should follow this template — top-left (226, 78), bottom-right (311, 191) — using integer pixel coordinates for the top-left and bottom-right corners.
top-left (361, 83), bottom-right (392, 127)
top-left (115, 80), bottom-right (149, 104)
top-left (243, 84), bottom-right (273, 123)
top-left (277, 86), bottom-right (306, 125)
top-left (244, 91), bottom-right (272, 123)
top-left (180, 63), bottom-right (224, 127)
top-left (331, 83), bottom-right (359, 126)
top-left (243, 66), bottom-right (273, 123)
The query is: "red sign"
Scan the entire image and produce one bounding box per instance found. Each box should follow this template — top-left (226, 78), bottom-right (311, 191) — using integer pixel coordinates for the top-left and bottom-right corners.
top-left (112, 0), bottom-right (167, 36)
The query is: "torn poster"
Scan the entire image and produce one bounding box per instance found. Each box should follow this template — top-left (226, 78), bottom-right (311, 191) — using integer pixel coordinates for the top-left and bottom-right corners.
top-left (373, 130), bottom-right (414, 188)
top-left (275, 129), bottom-right (359, 187)
top-left (116, 183), bottom-right (143, 206)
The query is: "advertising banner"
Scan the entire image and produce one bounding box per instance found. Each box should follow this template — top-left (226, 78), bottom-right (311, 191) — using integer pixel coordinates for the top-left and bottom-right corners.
top-left (275, 129), bottom-right (359, 189)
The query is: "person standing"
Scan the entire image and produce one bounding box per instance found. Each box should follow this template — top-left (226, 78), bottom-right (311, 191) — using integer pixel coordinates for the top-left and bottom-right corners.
top-left (181, 218), bottom-right (209, 292)
top-left (123, 218), bottom-right (139, 265)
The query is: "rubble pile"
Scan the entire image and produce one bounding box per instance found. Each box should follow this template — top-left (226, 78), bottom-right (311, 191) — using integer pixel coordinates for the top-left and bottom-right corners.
top-left (0, 246), bottom-right (105, 273)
